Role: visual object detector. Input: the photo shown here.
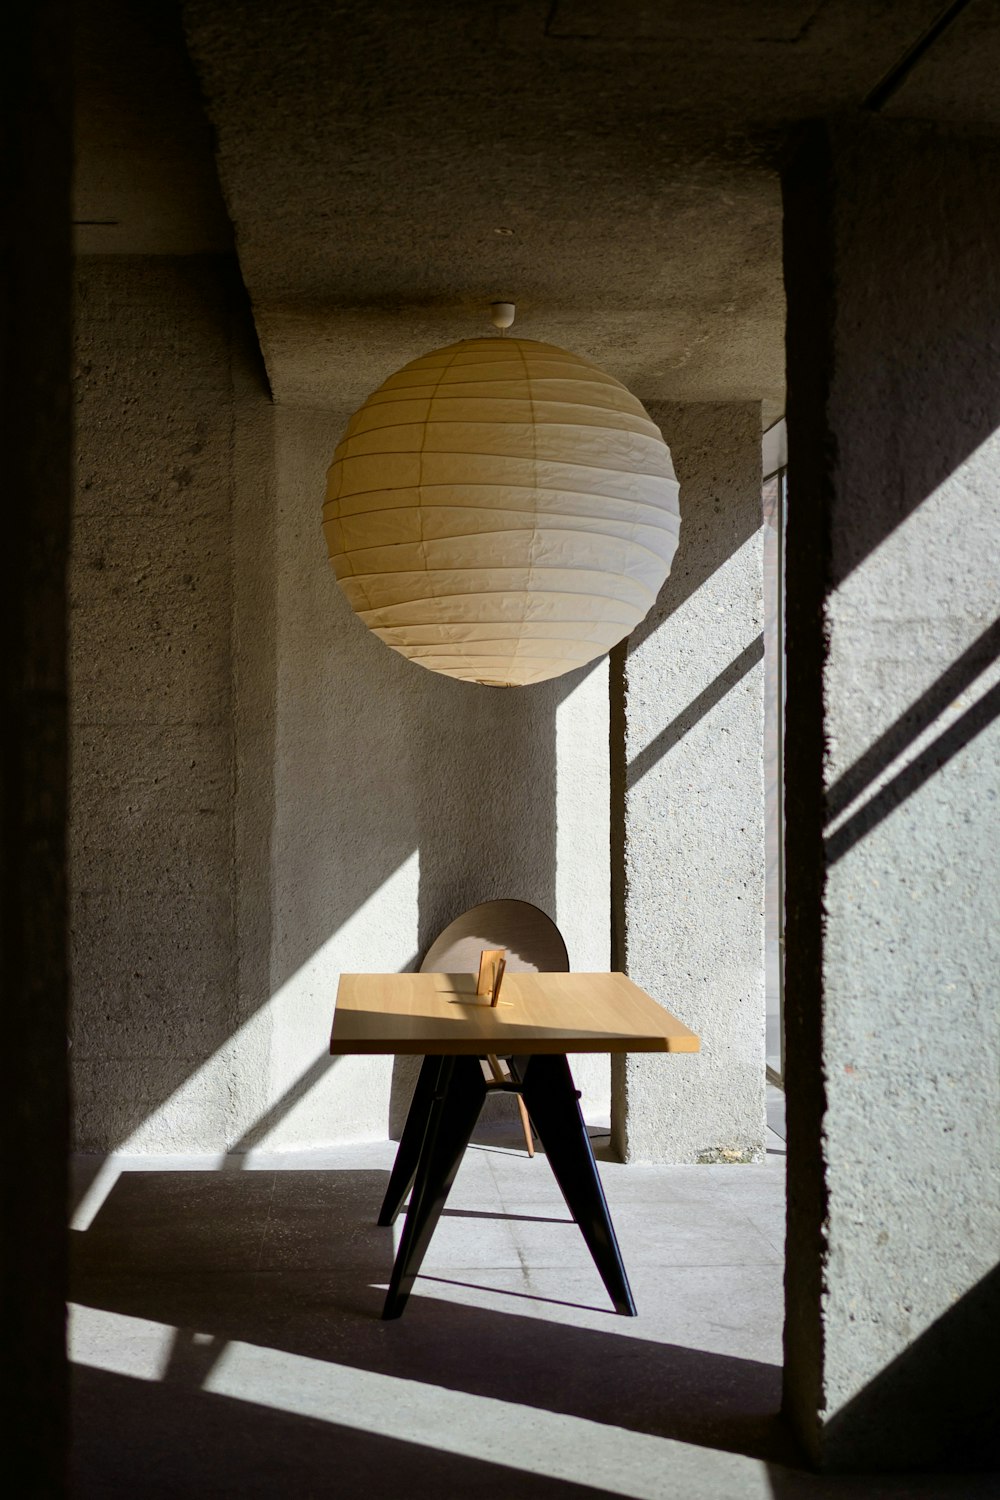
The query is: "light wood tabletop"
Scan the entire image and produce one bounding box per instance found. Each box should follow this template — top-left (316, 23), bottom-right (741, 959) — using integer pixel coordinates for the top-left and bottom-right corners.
top-left (330, 971), bottom-right (700, 1056)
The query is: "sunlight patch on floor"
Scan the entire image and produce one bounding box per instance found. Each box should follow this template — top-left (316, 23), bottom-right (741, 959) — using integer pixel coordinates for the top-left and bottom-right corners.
top-left (69, 1302), bottom-right (776, 1500)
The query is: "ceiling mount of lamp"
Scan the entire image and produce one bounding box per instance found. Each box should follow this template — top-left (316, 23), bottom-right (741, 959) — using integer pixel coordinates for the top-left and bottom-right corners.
top-left (490, 301), bottom-right (516, 332)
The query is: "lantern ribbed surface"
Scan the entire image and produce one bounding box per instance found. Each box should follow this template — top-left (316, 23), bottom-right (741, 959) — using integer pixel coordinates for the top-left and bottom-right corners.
top-left (323, 337), bottom-right (680, 686)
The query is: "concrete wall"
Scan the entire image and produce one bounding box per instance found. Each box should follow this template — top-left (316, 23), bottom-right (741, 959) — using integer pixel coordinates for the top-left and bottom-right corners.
top-left (71, 255), bottom-right (270, 1152)
top-left (611, 402), bottom-right (766, 1163)
top-left (782, 118), bottom-right (1000, 1470)
top-left (71, 258), bottom-right (610, 1153)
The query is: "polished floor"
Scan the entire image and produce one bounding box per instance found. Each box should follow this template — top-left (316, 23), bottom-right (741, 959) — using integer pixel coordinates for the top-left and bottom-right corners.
top-left (69, 1094), bottom-right (988, 1499)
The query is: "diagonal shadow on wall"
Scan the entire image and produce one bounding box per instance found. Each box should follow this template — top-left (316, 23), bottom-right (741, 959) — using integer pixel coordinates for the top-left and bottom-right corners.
top-left (768, 1265), bottom-right (1000, 1484)
top-left (627, 635), bottom-right (764, 789)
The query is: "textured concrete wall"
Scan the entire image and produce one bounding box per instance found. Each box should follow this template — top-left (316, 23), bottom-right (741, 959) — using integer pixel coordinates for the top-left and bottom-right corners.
top-left (71, 255), bottom-right (272, 1152)
top-left (611, 402), bottom-right (765, 1163)
top-left (783, 118), bottom-right (1000, 1470)
top-left (71, 262), bottom-right (610, 1152)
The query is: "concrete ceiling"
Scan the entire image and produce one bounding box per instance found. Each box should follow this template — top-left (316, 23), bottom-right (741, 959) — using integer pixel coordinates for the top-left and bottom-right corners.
top-left (76, 1), bottom-right (1000, 421)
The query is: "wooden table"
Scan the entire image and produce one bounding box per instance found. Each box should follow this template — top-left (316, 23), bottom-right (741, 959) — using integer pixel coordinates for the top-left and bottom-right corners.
top-left (330, 971), bottom-right (699, 1319)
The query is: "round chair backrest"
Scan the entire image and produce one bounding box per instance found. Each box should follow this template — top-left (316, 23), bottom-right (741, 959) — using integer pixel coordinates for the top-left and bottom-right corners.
top-left (420, 899), bottom-right (569, 976)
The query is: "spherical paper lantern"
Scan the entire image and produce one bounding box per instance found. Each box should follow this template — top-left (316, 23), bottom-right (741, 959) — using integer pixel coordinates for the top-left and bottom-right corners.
top-left (322, 337), bottom-right (680, 687)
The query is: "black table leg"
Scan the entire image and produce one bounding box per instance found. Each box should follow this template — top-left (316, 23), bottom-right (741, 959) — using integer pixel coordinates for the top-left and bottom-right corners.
top-left (378, 1054), bottom-right (440, 1226)
top-left (382, 1053), bottom-right (486, 1320)
top-left (510, 1053), bottom-right (637, 1316)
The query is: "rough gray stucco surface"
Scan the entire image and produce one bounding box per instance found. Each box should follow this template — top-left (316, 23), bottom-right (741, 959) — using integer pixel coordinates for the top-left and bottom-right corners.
top-left (782, 118), bottom-right (1000, 1469)
top-left (71, 255), bottom-right (273, 1152)
top-left (183, 0), bottom-right (788, 416)
top-left (611, 402), bottom-right (765, 1164)
top-left (181, 2), bottom-right (995, 425)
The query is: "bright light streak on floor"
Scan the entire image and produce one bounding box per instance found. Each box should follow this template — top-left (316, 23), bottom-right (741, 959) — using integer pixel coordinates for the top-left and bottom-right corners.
top-left (69, 1128), bottom-right (989, 1497)
top-left (69, 1303), bottom-right (775, 1500)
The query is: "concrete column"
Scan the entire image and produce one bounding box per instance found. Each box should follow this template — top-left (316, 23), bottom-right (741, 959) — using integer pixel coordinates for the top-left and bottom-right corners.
top-left (782, 118), bottom-right (1000, 1470)
top-left (611, 402), bottom-right (766, 1163)
top-left (71, 258), bottom-right (272, 1153)
top-left (1, 1), bottom-right (71, 1488)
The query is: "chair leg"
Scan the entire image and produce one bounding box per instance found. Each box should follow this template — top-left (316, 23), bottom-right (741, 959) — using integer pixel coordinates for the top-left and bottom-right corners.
top-left (488, 1054), bottom-right (535, 1157)
top-left (516, 1093), bottom-right (535, 1158)
top-left (510, 1053), bottom-right (636, 1316)
top-left (377, 1054), bottom-right (440, 1227)
top-left (382, 1054), bottom-right (487, 1320)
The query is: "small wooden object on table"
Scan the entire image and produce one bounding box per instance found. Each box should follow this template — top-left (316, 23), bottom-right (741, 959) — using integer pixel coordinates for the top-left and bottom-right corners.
top-left (475, 947), bottom-right (533, 1156)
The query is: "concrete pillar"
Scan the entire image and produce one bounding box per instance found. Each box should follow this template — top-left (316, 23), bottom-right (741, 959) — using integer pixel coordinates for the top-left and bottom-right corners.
top-left (71, 258), bottom-right (273, 1153)
top-left (782, 118), bottom-right (1000, 1470)
top-left (611, 402), bottom-right (766, 1163)
top-left (1, 1), bottom-right (71, 1488)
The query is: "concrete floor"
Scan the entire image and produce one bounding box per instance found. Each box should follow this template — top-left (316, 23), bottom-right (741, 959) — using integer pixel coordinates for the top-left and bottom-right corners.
top-left (69, 1097), bottom-right (989, 1499)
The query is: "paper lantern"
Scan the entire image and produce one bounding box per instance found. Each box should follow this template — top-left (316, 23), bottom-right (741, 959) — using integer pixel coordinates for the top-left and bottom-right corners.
top-left (322, 337), bottom-right (680, 687)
